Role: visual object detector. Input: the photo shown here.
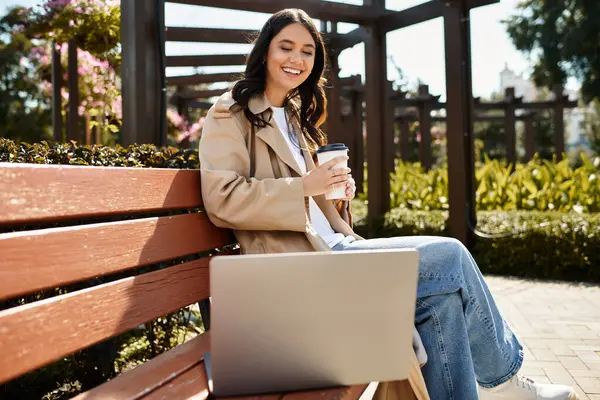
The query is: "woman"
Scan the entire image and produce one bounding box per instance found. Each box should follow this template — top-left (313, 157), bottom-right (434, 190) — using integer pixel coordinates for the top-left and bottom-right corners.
top-left (198, 8), bottom-right (577, 400)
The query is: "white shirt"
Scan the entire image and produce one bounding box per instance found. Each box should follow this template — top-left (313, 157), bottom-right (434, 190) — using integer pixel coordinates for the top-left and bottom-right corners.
top-left (271, 106), bottom-right (345, 248)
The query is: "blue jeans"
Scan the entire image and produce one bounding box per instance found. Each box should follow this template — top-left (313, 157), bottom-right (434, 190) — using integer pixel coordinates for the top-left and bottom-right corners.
top-left (332, 236), bottom-right (523, 400)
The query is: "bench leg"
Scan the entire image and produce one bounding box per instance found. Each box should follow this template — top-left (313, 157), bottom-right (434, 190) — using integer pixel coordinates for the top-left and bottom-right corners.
top-left (198, 298), bottom-right (211, 331)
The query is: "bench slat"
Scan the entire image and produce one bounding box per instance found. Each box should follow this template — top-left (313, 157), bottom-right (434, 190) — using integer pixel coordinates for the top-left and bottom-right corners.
top-left (0, 259), bottom-right (210, 384)
top-left (73, 332), bottom-right (212, 400)
top-left (0, 163), bottom-right (203, 225)
top-left (145, 363), bottom-right (211, 400)
top-left (280, 385), bottom-right (369, 399)
top-left (0, 213), bottom-right (233, 301)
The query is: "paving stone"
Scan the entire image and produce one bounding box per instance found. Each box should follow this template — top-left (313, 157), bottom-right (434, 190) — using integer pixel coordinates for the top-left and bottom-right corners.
top-left (485, 276), bottom-right (600, 398)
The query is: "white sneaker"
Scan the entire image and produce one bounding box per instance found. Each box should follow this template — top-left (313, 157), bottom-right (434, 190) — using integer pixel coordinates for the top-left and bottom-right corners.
top-left (479, 374), bottom-right (579, 400)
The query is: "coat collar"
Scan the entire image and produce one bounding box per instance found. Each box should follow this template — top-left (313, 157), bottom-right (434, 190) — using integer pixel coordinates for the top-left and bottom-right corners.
top-left (248, 92), bottom-right (312, 177)
top-left (248, 91), bottom-right (272, 115)
top-left (220, 90), bottom-right (313, 177)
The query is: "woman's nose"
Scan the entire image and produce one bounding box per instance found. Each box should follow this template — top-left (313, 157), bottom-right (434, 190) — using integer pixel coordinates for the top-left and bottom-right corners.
top-left (288, 51), bottom-right (301, 64)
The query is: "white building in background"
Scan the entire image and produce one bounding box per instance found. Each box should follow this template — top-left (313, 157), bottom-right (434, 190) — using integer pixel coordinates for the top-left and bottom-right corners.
top-left (499, 64), bottom-right (588, 151)
top-left (499, 63), bottom-right (538, 101)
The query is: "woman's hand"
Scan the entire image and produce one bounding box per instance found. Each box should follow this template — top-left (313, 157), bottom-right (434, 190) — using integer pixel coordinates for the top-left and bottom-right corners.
top-left (302, 156), bottom-right (350, 197)
top-left (343, 175), bottom-right (356, 201)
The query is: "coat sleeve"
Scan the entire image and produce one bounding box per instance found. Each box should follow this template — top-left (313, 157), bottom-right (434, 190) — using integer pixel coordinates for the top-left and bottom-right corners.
top-left (199, 108), bottom-right (308, 232)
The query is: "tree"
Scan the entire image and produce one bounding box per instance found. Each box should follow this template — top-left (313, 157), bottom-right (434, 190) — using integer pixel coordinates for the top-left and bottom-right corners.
top-left (0, 8), bottom-right (52, 142)
top-left (504, 0), bottom-right (600, 103)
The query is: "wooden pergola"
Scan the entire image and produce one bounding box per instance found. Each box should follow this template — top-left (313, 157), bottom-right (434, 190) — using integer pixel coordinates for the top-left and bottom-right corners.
top-left (119, 0), bottom-right (500, 246)
top-left (390, 84), bottom-right (578, 168)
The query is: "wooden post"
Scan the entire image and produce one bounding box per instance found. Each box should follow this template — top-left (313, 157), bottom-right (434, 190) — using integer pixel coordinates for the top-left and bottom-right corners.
top-left (51, 42), bottom-right (63, 142)
top-left (365, 0), bottom-right (388, 234)
top-left (398, 117), bottom-right (410, 162)
top-left (504, 87), bottom-right (517, 164)
top-left (93, 114), bottom-right (101, 144)
top-left (553, 84), bottom-right (565, 158)
top-left (524, 113), bottom-right (535, 161)
top-left (352, 89), bottom-right (365, 194)
top-left (121, 0), bottom-right (165, 145)
top-left (84, 113), bottom-right (92, 145)
top-left (382, 80), bottom-right (395, 212)
top-left (418, 84), bottom-right (433, 170)
top-left (67, 39), bottom-right (79, 142)
top-left (326, 48), bottom-right (342, 144)
top-left (443, 0), bottom-right (476, 248)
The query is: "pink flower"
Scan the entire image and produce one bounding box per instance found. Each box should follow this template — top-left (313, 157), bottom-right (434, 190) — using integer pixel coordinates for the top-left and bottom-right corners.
top-left (167, 109), bottom-right (185, 128)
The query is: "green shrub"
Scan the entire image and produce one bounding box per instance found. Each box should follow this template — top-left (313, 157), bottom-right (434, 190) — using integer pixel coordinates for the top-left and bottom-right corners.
top-left (0, 138), bottom-right (199, 169)
top-left (385, 153), bottom-right (600, 213)
top-left (353, 204), bottom-right (600, 283)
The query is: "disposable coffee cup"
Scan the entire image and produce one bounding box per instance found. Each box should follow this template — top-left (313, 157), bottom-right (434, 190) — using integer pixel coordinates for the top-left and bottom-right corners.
top-left (316, 143), bottom-right (349, 200)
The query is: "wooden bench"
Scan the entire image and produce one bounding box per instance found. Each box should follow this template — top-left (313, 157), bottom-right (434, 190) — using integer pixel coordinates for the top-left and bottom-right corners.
top-left (0, 162), bottom-right (428, 399)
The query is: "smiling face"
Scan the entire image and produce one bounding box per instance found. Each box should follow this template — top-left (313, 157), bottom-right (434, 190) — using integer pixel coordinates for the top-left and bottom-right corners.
top-left (265, 23), bottom-right (316, 98)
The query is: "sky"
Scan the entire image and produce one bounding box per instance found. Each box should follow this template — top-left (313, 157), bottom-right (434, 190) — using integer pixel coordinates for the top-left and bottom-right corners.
top-left (1, 0), bottom-right (581, 100)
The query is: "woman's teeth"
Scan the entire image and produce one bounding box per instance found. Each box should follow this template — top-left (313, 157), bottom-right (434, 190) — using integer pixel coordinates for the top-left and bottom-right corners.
top-left (283, 67), bottom-right (301, 75)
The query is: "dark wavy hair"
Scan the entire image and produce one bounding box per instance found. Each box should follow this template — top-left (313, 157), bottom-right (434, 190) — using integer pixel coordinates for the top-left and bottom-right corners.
top-left (231, 8), bottom-right (329, 149)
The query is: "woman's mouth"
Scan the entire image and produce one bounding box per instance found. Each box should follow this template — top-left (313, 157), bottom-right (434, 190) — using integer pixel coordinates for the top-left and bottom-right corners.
top-left (282, 67), bottom-right (303, 79)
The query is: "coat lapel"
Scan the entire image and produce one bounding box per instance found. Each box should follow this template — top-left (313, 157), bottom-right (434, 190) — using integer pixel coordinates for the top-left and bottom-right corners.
top-left (256, 118), bottom-right (304, 177)
top-left (249, 93), bottom-right (304, 177)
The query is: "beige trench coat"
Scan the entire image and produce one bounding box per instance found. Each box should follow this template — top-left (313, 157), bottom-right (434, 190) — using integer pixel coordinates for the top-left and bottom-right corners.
top-left (199, 91), bottom-right (429, 400)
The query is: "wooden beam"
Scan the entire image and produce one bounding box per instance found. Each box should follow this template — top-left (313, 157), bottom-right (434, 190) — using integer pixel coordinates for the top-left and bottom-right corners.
top-left (167, 0), bottom-right (379, 25)
top-left (393, 97), bottom-right (578, 111)
top-left (429, 114), bottom-right (538, 122)
top-left (380, 1), bottom-right (443, 33)
top-left (165, 27), bottom-right (254, 43)
top-left (466, 0), bottom-right (499, 8)
top-left (166, 26), bottom-right (366, 53)
top-left (166, 72), bottom-right (239, 86)
top-left (379, 0), bottom-right (499, 34)
top-left (165, 54), bottom-right (246, 67)
top-left (173, 89), bottom-right (227, 100)
top-left (329, 27), bottom-right (369, 51)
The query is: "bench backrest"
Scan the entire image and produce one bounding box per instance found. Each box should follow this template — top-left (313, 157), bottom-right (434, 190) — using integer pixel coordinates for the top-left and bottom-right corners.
top-left (0, 163), bottom-right (236, 384)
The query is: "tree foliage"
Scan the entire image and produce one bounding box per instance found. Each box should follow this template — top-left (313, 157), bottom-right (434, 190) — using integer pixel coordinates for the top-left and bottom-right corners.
top-left (0, 8), bottom-right (52, 142)
top-left (504, 0), bottom-right (600, 103)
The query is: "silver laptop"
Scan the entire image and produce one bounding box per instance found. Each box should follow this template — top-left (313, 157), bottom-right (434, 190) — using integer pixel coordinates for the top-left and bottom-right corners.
top-left (206, 248), bottom-right (419, 397)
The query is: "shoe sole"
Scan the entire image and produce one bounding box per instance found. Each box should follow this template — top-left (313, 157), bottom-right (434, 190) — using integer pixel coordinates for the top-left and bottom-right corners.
top-left (568, 391), bottom-right (580, 400)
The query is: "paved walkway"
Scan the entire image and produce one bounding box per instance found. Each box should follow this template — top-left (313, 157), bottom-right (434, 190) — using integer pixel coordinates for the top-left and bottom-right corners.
top-left (487, 276), bottom-right (600, 400)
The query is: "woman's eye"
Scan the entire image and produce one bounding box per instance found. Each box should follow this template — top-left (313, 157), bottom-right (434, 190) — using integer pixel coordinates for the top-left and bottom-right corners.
top-left (303, 51), bottom-right (313, 56)
top-left (281, 47), bottom-right (292, 52)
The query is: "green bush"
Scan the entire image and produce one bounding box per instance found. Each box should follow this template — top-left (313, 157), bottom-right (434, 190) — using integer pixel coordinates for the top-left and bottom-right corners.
top-left (0, 138), bottom-right (199, 168)
top-left (386, 153), bottom-right (600, 213)
top-left (353, 204), bottom-right (600, 283)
